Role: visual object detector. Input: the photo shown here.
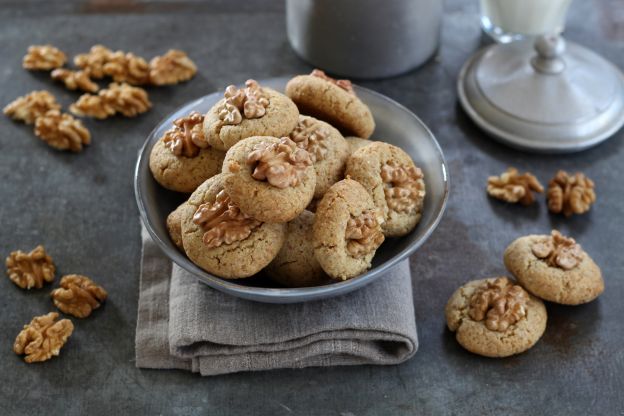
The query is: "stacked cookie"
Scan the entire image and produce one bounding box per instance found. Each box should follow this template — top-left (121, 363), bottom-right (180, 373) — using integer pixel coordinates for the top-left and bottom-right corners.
top-left (149, 71), bottom-right (427, 286)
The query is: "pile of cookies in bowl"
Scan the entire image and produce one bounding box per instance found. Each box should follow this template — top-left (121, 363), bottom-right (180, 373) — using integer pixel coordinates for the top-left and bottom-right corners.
top-left (147, 70), bottom-right (427, 287)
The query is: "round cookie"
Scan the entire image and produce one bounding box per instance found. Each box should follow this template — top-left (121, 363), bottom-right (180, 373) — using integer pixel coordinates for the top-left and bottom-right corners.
top-left (181, 174), bottom-right (286, 279)
top-left (345, 142), bottom-right (426, 237)
top-left (285, 70), bottom-right (375, 139)
top-left (203, 81), bottom-right (299, 151)
top-left (445, 277), bottom-right (547, 358)
top-left (149, 136), bottom-right (225, 193)
top-left (345, 136), bottom-right (373, 154)
top-left (265, 210), bottom-right (330, 287)
top-left (222, 136), bottom-right (316, 223)
top-left (313, 179), bottom-right (385, 280)
top-left (504, 231), bottom-right (604, 305)
top-left (290, 115), bottom-right (350, 198)
top-left (166, 201), bottom-right (191, 250)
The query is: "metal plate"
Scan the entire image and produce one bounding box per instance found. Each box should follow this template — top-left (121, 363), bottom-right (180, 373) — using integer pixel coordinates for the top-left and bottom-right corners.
top-left (135, 77), bottom-right (449, 303)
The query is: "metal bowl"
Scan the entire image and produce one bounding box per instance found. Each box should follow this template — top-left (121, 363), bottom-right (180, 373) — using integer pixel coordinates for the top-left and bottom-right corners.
top-left (135, 77), bottom-right (449, 303)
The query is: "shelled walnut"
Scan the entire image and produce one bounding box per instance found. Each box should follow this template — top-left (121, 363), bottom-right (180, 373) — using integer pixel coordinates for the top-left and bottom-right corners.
top-left (468, 277), bottom-right (528, 332)
top-left (246, 137), bottom-right (312, 188)
top-left (3, 90), bottom-right (61, 124)
top-left (345, 210), bottom-right (385, 257)
top-left (102, 51), bottom-right (150, 85)
top-left (34, 110), bottom-right (91, 152)
top-left (162, 111), bottom-right (208, 158)
top-left (381, 161), bottom-right (425, 213)
top-left (310, 69), bottom-right (354, 94)
top-left (74, 45), bottom-right (114, 79)
top-left (547, 170), bottom-right (596, 217)
top-left (149, 49), bottom-right (197, 86)
top-left (193, 190), bottom-right (261, 248)
top-left (289, 118), bottom-right (329, 163)
top-left (22, 45), bottom-right (67, 70)
top-left (51, 274), bottom-right (108, 318)
top-left (531, 230), bottom-right (583, 270)
top-left (51, 68), bottom-right (99, 93)
top-left (487, 167), bottom-right (544, 205)
top-left (13, 312), bottom-right (74, 363)
top-left (5, 245), bottom-right (55, 289)
top-left (218, 80), bottom-right (269, 125)
top-left (71, 83), bottom-right (151, 119)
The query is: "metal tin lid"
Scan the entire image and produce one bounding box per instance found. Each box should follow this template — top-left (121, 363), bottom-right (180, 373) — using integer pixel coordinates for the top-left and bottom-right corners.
top-left (458, 35), bottom-right (624, 153)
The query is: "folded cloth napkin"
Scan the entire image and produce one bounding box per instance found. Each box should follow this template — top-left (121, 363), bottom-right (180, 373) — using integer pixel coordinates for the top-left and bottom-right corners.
top-left (135, 224), bottom-right (418, 376)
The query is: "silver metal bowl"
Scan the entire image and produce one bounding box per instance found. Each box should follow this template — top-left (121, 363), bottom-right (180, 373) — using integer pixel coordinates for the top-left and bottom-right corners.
top-left (134, 77), bottom-right (449, 303)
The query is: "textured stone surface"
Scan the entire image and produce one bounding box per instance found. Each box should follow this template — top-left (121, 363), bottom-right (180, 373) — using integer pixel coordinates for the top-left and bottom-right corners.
top-left (0, 0), bottom-right (623, 414)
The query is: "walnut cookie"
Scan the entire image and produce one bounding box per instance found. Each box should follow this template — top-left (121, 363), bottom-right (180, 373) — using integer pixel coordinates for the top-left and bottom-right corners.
top-left (203, 79), bottom-right (299, 151)
top-left (222, 136), bottom-right (316, 223)
top-left (149, 111), bottom-right (225, 193)
top-left (289, 115), bottom-right (349, 198)
top-left (181, 174), bottom-right (286, 279)
top-left (285, 70), bottom-right (375, 139)
top-left (504, 231), bottom-right (604, 305)
top-left (265, 210), bottom-right (330, 288)
top-left (313, 179), bottom-right (385, 280)
top-left (345, 142), bottom-right (426, 237)
top-left (445, 277), bottom-right (547, 358)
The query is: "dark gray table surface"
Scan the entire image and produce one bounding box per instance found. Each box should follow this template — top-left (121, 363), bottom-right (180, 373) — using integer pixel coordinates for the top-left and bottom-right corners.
top-left (0, 1), bottom-right (622, 415)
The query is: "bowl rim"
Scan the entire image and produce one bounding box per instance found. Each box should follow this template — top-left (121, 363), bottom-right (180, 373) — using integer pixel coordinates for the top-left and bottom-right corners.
top-left (134, 76), bottom-right (450, 303)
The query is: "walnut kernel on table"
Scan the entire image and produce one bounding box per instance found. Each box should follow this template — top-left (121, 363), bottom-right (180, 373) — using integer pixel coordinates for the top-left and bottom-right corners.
top-left (51, 274), bottom-right (108, 318)
top-left (70, 82), bottom-right (151, 119)
top-left (468, 277), bottom-right (529, 332)
top-left (149, 49), bottom-right (197, 86)
top-left (162, 111), bottom-right (208, 158)
top-left (6, 245), bottom-right (55, 289)
top-left (381, 160), bottom-right (426, 213)
top-left (22, 45), bottom-right (67, 70)
top-left (289, 118), bottom-right (329, 163)
top-left (246, 137), bottom-right (313, 189)
top-left (531, 230), bottom-right (583, 270)
top-left (345, 209), bottom-right (385, 258)
top-left (74, 44), bottom-right (114, 79)
top-left (218, 79), bottom-right (270, 125)
top-left (3, 90), bottom-right (61, 124)
top-left (34, 110), bottom-right (91, 152)
top-left (547, 170), bottom-right (596, 217)
top-left (51, 68), bottom-right (99, 93)
top-left (193, 190), bottom-right (261, 248)
top-left (103, 51), bottom-right (150, 85)
top-left (13, 312), bottom-right (74, 363)
top-left (487, 167), bottom-right (544, 205)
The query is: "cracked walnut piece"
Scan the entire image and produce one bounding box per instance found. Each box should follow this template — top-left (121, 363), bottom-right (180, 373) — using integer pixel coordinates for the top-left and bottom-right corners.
top-left (162, 111), bottom-right (208, 158)
top-left (487, 167), bottom-right (544, 205)
top-left (345, 210), bottom-right (385, 258)
top-left (246, 137), bottom-right (313, 188)
top-left (289, 117), bottom-right (329, 163)
top-left (149, 49), bottom-right (197, 86)
top-left (51, 275), bottom-right (108, 318)
top-left (381, 160), bottom-right (425, 213)
top-left (6, 245), bottom-right (55, 289)
top-left (103, 51), bottom-right (150, 85)
top-left (74, 45), bottom-right (113, 79)
top-left (218, 80), bottom-right (270, 125)
top-left (23, 45), bottom-right (67, 70)
top-left (71, 83), bottom-right (151, 119)
top-left (192, 189), bottom-right (261, 248)
top-left (547, 170), bottom-right (596, 217)
top-left (3, 90), bottom-right (61, 124)
top-left (51, 68), bottom-right (99, 93)
top-left (310, 69), bottom-right (354, 94)
top-left (468, 277), bottom-right (529, 332)
top-left (531, 230), bottom-right (583, 270)
top-left (13, 312), bottom-right (74, 363)
top-left (34, 110), bottom-right (91, 152)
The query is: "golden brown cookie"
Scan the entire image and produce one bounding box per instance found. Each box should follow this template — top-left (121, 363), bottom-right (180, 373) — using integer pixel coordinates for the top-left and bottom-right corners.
top-left (289, 115), bottom-right (349, 198)
top-left (504, 231), bottom-right (604, 305)
top-left (345, 136), bottom-right (372, 154)
top-left (181, 174), bottom-right (286, 279)
top-left (313, 179), bottom-right (385, 280)
top-left (285, 70), bottom-right (375, 139)
top-left (445, 277), bottom-right (547, 358)
top-left (345, 142), bottom-right (426, 237)
top-left (222, 136), bottom-right (316, 223)
top-left (203, 80), bottom-right (299, 151)
top-left (265, 210), bottom-right (330, 287)
top-left (166, 201), bottom-right (190, 250)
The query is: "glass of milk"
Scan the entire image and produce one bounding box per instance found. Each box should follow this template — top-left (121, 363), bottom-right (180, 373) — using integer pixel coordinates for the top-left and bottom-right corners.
top-left (480, 0), bottom-right (573, 43)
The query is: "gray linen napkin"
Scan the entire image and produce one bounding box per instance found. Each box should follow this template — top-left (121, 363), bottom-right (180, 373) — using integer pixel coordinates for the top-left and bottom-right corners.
top-left (135, 224), bottom-right (418, 376)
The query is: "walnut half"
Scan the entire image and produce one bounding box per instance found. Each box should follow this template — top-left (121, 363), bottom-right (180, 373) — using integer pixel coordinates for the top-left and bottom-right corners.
top-left (380, 161), bottom-right (425, 214)
top-left (310, 69), bottom-right (354, 95)
top-left (149, 49), bottom-right (197, 86)
top-left (14, 312), bottom-right (74, 363)
top-left (51, 274), bottom-right (108, 318)
top-left (102, 51), bottom-right (150, 85)
top-left (345, 209), bottom-right (385, 258)
top-left (3, 90), bottom-right (61, 124)
top-left (289, 118), bottom-right (329, 163)
top-left (531, 230), bottom-right (583, 270)
top-left (547, 170), bottom-right (596, 217)
top-left (487, 167), bottom-right (544, 205)
top-left (218, 80), bottom-right (270, 125)
top-left (74, 45), bottom-right (114, 79)
top-left (34, 110), bottom-right (91, 152)
top-left (71, 83), bottom-right (151, 119)
top-left (22, 45), bottom-right (67, 70)
top-left (468, 277), bottom-right (528, 332)
top-left (246, 137), bottom-right (313, 189)
top-left (5, 245), bottom-right (55, 289)
top-left (162, 111), bottom-right (208, 158)
top-left (51, 68), bottom-right (99, 93)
